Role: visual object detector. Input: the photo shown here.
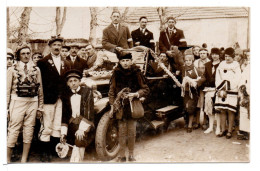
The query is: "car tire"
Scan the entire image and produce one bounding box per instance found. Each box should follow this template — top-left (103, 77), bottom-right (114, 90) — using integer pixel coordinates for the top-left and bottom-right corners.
top-left (95, 111), bottom-right (120, 161)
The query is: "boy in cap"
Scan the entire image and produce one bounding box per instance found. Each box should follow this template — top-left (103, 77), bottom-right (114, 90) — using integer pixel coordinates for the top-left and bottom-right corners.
top-left (108, 51), bottom-right (149, 162)
top-left (60, 45), bottom-right (70, 60)
top-left (180, 48), bottom-right (205, 133)
top-left (214, 47), bottom-right (242, 139)
top-left (7, 43), bottom-right (44, 163)
top-left (60, 69), bottom-right (94, 162)
top-left (37, 35), bottom-right (71, 162)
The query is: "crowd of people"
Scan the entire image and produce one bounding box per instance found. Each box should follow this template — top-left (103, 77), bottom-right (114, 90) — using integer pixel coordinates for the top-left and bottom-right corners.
top-left (6, 9), bottom-right (250, 163)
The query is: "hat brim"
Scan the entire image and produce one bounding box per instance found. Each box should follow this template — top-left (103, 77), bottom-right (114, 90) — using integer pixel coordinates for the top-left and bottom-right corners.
top-left (48, 38), bottom-right (64, 45)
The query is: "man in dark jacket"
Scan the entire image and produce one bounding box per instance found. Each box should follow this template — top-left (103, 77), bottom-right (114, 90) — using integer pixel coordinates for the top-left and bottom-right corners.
top-left (131, 16), bottom-right (155, 51)
top-left (37, 35), bottom-right (71, 161)
top-left (159, 16), bottom-right (187, 53)
top-left (102, 10), bottom-right (133, 53)
top-left (66, 43), bottom-right (89, 74)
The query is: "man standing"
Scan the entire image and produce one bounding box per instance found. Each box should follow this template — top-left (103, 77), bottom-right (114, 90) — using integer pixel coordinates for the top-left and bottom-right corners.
top-left (131, 16), bottom-right (155, 51)
top-left (159, 16), bottom-right (187, 53)
top-left (66, 43), bottom-right (88, 74)
top-left (37, 35), bottom-right (71, 162)
top-left (7, 48), bottom-right (14, 69)
top-left (102, 10), bottom-right (133, 53)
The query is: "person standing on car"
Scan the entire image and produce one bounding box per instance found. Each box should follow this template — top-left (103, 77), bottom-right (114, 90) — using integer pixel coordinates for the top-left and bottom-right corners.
top-left (108, 51), bottom-right (149, 162)
top-left (7, 44), bottom-right (44, 163)
top-left (60, 69), bottom-right (94, 162)
top-left (37, 35), bottom-right (71, 162)
top-left (131, 16), bottom-right (155, 51)
top-left (102, 10), bottom-right (133, 53)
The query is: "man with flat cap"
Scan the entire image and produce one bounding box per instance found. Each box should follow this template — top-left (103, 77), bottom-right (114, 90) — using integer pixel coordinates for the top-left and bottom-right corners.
top-left (102, 10), bottom-right (133, 53)
top-left (66, 43), bottom-right (88, 74)
top-left (37, 35), bottom-right (71, 162)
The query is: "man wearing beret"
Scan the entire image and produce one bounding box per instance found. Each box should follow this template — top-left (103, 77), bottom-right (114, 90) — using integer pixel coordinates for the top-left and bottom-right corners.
top-left (102, 10), bottom-right (133, 53)
top-left (66, 43), bottom-right (88, 74)
top-left (37, 35), bottom-right (71, 162)
top-left (60, 69), bottom-right (94, 162)
top-left (131, 16), bottom-right (155, 51)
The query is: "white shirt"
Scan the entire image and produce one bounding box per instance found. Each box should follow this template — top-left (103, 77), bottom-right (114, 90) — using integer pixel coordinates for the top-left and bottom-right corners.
top-left (51, 53), bottom-right (61, 74)
top-left (70, 86), bottom-right (81, 118)
top-left (70, 55), bottom-right (77, 63)
top-left (140, 28), bottom-right (146, 34)
top-left (114, 24), bottom-right (118, 31)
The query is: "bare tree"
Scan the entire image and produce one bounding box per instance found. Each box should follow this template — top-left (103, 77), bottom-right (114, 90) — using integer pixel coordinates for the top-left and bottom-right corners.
top-left (121, 7), bottom-right (129, 23)
top-left (157, 7), bottom-right (167, 31)
top-left (89, 7), bottom-right (98, 45)
top-left (7, 7), bottom-right (10, 40)
top-left (17, 7), bottom-right (32, 44)
top-left (55, 7), bottom-right (67, 35)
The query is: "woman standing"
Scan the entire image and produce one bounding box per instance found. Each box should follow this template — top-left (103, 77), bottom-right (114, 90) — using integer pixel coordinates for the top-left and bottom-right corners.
top-left (203, 48), bottom-right (221, 134)
top-left (214, 47), bottom-right (241, 139)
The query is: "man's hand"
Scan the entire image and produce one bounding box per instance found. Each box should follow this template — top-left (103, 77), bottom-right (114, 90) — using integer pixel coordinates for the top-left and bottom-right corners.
top-left (176, 70), bottom-right (180, 75)
top-left (60, 134), bottom-right (67, 144)
top-left (115, 47), bottom-right (123, 51)
top-left (128, 92), bottom-right (139, 101)
top-left (75, 130), bottom-right (85, 141)
top-left (36, 110), bottom-right (43, 119)
top-left (166, 50), bottom-right (172, 57)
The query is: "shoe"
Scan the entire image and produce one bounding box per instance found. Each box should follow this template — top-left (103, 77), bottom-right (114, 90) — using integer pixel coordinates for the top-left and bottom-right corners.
top-left (237, 135), bottom-right (249, 140)
top-left (216, 130), bottom-right (227, 137)
top-left (193, 123), bottom-right (200, 130)
top-left (226, 132), bottom-right (232, 139)
top-left (187, 127), bottom-right (192, 133)
top-left (128, 155), bottom-right (136, 162)
top-left (201, 124), bottom-right (208, 130)
top-left (116, 157), bottom-right (126, 162)
top-left (204, 128), bottom-right (213, 134)
top-left (215, 128), bottom-right (221, 135)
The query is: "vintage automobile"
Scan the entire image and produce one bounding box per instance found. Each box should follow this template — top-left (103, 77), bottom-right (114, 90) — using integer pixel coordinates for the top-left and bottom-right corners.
top-left (81, 46), bottom-right (185, 161)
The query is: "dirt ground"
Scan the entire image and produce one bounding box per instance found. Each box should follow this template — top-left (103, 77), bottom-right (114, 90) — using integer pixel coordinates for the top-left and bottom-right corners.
top-left (11, 118), bottom-right (249, 163)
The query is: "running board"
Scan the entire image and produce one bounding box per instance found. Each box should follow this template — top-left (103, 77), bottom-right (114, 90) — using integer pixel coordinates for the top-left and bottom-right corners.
top-left (156, 105), bottom-right (179, 118)
top-left (150, 120), bottom-right (165, 129)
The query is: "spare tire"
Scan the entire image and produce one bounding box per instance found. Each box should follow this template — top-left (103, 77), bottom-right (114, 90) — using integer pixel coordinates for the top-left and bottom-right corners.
top-left (95, 111), bottom-right (120, 160)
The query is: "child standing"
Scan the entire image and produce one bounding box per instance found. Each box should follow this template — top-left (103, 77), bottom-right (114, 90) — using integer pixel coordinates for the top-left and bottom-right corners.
top-left (60, 69), bottom-right (94, 162)
top-left (181, 49), bottom-right (205, 133)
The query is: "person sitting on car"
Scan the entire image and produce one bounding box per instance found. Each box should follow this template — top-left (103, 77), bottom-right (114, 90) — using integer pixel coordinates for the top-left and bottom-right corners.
top-left (60, 69), bottom-right (95, 162)
top-left (108, 51), bottom-right (149, 162)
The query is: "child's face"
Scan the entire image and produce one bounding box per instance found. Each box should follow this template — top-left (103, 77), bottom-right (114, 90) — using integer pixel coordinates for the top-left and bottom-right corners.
top-left (211, 53), bottom-right (220, 61)
top-left (225, 54), bottom-right (234, 64)
top-left (67, 77), bottom-right (81, 91)
top-left (119, 59), bottom-right (132, 69)
top-left (185, 55), bottom-right (193, 66)
top-left (199, 50), bottom-right (208, 60)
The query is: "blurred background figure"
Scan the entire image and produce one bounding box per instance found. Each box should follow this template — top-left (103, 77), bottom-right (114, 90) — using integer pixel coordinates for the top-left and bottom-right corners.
top-left (78, 45), bottom-right (87, 59)
top-left (32, 51), bottom-right (43, 65)
top-left (60, 45), bottom-right (71, 60)
top-left (7, 48), bottom-right (15, 69)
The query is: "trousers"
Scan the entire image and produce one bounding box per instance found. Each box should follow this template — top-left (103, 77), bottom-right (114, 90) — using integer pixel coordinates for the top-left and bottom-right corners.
top-left (118, 119), bottom-right (137, 157)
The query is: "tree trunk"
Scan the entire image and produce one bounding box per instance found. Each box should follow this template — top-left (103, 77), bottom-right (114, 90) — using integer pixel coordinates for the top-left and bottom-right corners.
top-left (56, 7), bottom-right (67, 35)
top-left (17, 7), bottom-right (32, 45)
top-left (89, 7), bottom-right (97, 45)
top-left (157, 7), bottom-right (167, 31)
top-left (121, 7), bottom-right (129, 23)
top-left (7, 7), bottom-right (10, 40)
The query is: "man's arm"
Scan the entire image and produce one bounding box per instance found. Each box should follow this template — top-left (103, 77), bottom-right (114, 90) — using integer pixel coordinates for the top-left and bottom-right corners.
top-left (126, 26), bottom-right (133, 48)
top-left (6, 67), bottom-right (13, 109)
top-left (102, 29), bottom-right (117, 52)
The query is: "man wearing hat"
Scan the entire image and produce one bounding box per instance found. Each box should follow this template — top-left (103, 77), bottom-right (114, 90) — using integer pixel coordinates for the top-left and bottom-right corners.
top-left (60, 69), bottom-right (94, 162)
top-left (131, 16), bottom-right (155, 51)
top-left (108, 51), bottom-right (149, 162)
top-left (7, 43), bottom-right (44, 163)
top-left (60, 45), bottom-right (70, 60)
top-left (65, 43), bottom-right (88, 74)
top-left (37, 35), bottom-right (71, 161)
top-left (159, 16), bottom-right (187, 54)
top-left (7, 48), bottom-right (15, 69)
top-left (102, 10), bottom-right (133, 53)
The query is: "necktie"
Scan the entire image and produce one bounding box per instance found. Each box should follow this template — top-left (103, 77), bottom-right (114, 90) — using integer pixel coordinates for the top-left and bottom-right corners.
top-left (169, 30), bottom-right (172, 37)
top-left (24, 64), bottom-right (28, 75)
top-left (142, 29), bottom-right (145, 34)
top-left (115, 24), bottom-right (118, 31)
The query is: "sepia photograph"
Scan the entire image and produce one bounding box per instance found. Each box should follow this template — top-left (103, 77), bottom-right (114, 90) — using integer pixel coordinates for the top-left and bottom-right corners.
top-left (2, 0), bottom-right (256, 168)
